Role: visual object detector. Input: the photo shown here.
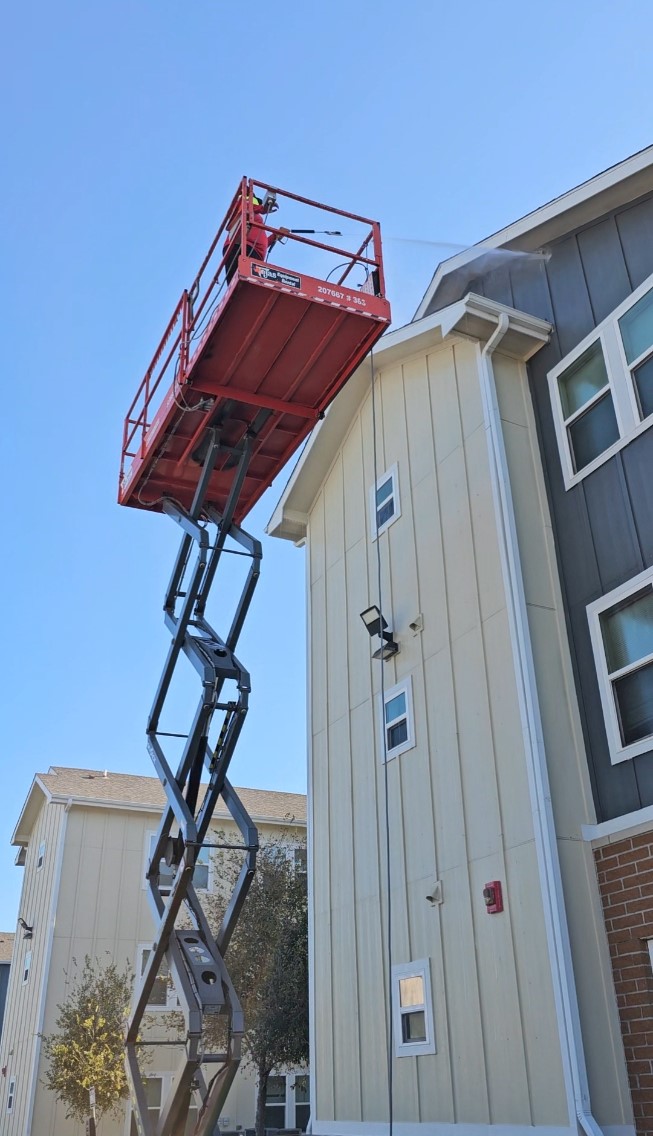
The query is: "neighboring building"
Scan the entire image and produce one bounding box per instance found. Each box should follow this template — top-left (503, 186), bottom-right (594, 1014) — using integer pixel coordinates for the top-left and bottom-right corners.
top-left (0, 766), bottom-right (306, 1136)
top-left (0, 932), bottom-right (14, 1036)
top-left (269, 147), bottom-right (653, 1136)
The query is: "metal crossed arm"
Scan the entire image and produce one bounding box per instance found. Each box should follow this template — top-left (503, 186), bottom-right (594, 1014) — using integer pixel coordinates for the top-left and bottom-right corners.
top-left (126, 422), bottom-right (266, 1136)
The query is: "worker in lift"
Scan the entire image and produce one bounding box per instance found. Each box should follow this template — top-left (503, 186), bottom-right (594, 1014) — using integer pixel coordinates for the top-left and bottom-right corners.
top-left (223, 194), bottom-right (286, 283)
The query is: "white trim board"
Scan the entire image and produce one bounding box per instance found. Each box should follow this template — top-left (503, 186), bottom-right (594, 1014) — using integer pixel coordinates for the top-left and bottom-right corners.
top-left (311, 1121), bottom-right (634, 1136)
top-left (582, 803), bottom-right (653, 847)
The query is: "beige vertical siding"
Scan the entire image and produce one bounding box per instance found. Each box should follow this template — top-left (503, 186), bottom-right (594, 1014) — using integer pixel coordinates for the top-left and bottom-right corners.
top-left (1, 798), bottom-right (66, 1136)
top-left (307, 333), bottom-right (630, 1129)
top-left (493, 352), bottom-right (633, 1125)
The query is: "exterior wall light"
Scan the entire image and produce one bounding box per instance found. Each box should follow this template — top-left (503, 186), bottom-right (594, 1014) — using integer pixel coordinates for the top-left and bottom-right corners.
top-left (360, 605), bottom-right (399, 660)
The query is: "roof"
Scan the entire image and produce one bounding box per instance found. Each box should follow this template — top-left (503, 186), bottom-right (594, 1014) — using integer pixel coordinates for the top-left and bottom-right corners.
top-left (415, 145), bottom-right (653, 319)
top-left (267, 294), bottom-right (550, 542)
top-left (12, 766), bottom-right (306, 846)
top-left (0, 933), bottom-right (15, 964)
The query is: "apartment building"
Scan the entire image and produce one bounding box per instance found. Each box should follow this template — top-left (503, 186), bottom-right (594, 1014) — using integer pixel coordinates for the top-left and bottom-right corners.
top-left (269, 146), bottom-right (653, 1135)
top-left (0, 766), bottom-right (306, 1136)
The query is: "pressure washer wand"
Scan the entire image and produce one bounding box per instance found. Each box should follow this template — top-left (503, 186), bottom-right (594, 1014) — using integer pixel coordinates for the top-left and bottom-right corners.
top-left (290, 229), bottom-right (343, 236)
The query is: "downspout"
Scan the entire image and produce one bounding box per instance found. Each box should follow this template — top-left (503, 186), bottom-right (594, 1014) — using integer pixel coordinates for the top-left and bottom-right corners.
top-left (478, 314), bottom-right (603, 1136)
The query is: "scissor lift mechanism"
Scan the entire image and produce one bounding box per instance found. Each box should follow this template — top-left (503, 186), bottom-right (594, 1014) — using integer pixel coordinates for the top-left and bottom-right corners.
top-left (126, 423), bottom-right (267, 1136)
top-left (123, 180), bottom-right (390, 1136)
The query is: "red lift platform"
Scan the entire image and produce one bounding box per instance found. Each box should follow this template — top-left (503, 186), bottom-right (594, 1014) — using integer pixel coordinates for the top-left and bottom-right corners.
top-left (119, 179), bottom-right (391, 522)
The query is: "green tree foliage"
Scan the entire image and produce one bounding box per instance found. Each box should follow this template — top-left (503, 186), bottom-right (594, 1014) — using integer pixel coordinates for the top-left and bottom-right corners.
top-left (205, 835), bottom-right (309, 1136)
top-left (41, 955), bottom-right (134, 1123)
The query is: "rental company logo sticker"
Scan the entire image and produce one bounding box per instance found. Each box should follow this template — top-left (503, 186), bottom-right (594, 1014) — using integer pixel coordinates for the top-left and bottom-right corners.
top-left (251, 264), bottom-right (302, 289)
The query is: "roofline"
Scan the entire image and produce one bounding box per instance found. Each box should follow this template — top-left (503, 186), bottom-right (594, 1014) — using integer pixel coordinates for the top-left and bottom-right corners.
top-left (11, 778), bottom-right (305, 846)
top-left (267, 294), bottom-right (550, 543)
top-left (11, 775), bottom-right (51, 847)
top-left (415, 144), bottom-right (653, 319)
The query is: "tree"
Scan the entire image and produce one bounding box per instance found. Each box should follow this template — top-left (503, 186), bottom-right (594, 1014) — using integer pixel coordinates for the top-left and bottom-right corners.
top-left (205, 836), bottom-right (309, 1136)
top-left (40, 954), bottom-right (135, 1124)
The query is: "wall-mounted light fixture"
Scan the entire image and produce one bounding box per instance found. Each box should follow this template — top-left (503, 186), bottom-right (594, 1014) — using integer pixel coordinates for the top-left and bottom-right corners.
top-left (18, 918), bottom-right (33, 940)
top-left (360, 605), bottom-right (399, 660)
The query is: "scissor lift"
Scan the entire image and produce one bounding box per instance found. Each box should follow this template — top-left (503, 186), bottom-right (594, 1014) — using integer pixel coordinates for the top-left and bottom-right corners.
top-left (120, 180), bottom-right (390, 1136)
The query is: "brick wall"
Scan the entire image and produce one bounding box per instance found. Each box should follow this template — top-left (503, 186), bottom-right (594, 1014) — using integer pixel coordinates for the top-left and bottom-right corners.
top-left (595, 831), bottom-right (653, 1134)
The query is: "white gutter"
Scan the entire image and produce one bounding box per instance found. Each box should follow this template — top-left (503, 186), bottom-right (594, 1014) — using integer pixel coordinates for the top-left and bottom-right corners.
top-left (478, 316), bottom-right (603, 1136)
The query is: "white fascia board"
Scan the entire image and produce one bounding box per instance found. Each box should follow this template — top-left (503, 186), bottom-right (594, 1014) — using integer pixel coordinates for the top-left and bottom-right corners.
top-left (416, 144), bottom-right (653, 319)
top-left (42, 794), bottom-right (306, 828)
top-left (11, 776), bottom-right (52, 847)
top-left (268, 296), bottom-right (551, 542)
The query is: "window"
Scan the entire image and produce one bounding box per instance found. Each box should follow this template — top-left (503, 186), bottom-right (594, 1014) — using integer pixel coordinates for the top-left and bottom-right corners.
top-left (129, 1077), bottom-right (197, 1136)
top-left (36, 842), bottom-right (45, 871)
top-left (381, 678), bottom-right (415, 760)
top-left (262, 1072), bottom-right (310, 1133)
top-left (7, 1077), bottom-right (15, 1113)
top-left (145, 832), bottom-right (210, 895)
top-left (391, 960), bottom-right (436, 1057)
top-left (549, 272), bottom-right (653, 487)
top-left (588, 566), bottom-right (653, 764)
top-left (292, 846), bottom-right (307, 876)
top-left (137, 945), bottom-right (178, 1010)
top-left (22, 951), bottom-right (31, 985)
top-left (370, 463), bottom-right (400, 538)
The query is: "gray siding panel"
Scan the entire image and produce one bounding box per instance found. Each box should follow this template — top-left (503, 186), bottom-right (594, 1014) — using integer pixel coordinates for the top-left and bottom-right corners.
top-left (577, 218), bottom-right (632, 324)
top-left (470, 193), bottom-right (653, 822)
top-left (583, 462), bottom-right (643, 594)
top-left (616, 196), bottom-right (653, 288)
top-left (623, 428), bottom-right (653, 564)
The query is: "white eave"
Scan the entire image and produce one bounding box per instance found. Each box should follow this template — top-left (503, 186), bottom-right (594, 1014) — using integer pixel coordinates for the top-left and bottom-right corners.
top-left (416, 144), bottom-right (653, 320)
top-left (267, 294), bottom-right (550, 543)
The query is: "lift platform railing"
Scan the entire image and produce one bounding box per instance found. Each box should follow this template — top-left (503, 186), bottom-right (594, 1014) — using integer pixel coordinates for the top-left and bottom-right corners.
top-left (126, 423), bottom-right (268, 1136)
top-left (119, 178), bottom-right (386, 496)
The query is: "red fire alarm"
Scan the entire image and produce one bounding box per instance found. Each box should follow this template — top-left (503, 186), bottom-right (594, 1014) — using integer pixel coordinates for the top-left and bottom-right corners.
top-left (483, 881), bottom-right (503, 914)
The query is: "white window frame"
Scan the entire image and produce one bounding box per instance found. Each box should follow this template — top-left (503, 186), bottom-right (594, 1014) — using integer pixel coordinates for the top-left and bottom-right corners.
top-left (22, 951), bottom-right (31, 985)
top-left (136, 943), bottom-right (179, 1011)
top-left (7, 1076), bottom-right (15, 1113)
top-left (391, 959), bottom-right (436, 1057)
top-left (369, 462), bottom-right (400, 539)
top-left (549, 270), bottom-right (653, 489)
top-left (259, 1070), bottom-right (310, 1130)
top-left (587, 564), bottom-right (653, 764)
top-left (36, 841), bottom-right (45, 871)
top-left (380, 677), bottom-right (415, 761)
top-left (143, 831), bottom-right (212, 895)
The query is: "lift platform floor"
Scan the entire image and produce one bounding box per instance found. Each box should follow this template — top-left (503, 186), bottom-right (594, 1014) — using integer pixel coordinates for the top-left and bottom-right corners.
top-left (119, 256), bottom-right (390, 522)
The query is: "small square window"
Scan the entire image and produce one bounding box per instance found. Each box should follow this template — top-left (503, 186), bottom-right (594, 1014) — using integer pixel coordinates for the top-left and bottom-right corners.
top-left (392, 960), bottom-right (435, 1057)
top-left (37, 842), bottom-right (45, 871)
top-left (370, 464), bottom-right (400, 539)
top-left (588, 567), bottom-right (653, 764)
top-left (381, 678), bottom-right (415, 760)
top-left (22, 951), bottom-right (31, 985)
top-left (7, 1077), bottom-right (15, 1113)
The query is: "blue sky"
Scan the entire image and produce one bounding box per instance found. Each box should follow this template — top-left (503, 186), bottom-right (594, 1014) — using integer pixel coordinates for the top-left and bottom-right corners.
top-left (1, 0), bottom-right (651, 929)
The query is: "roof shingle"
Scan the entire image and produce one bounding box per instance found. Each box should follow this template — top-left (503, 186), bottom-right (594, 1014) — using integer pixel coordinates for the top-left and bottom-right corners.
top-left (38, 767), bottom-right (306, 824)
top-left (0, 933), bottom-right (15, 963)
